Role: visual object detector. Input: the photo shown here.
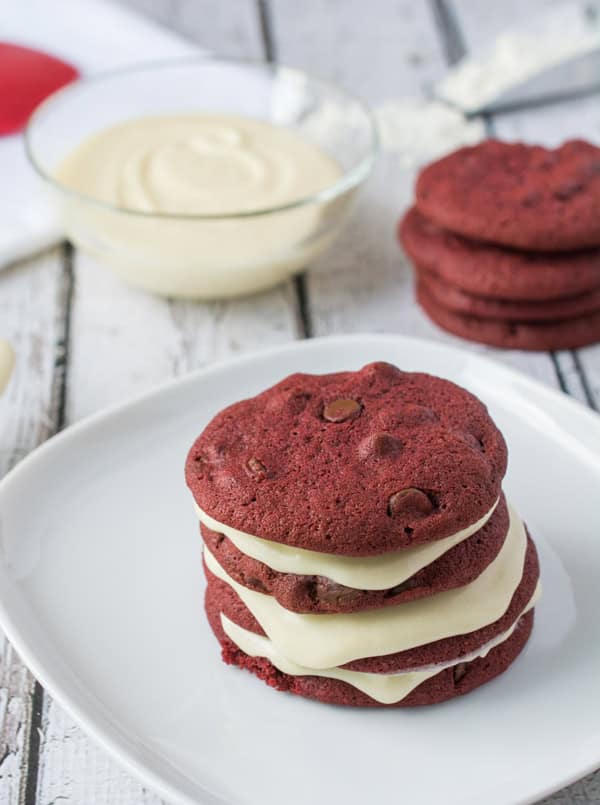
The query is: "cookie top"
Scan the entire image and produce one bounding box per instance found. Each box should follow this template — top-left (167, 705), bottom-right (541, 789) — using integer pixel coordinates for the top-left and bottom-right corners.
top-left (415, 139), bottom-right (600, 251)
top-left (399, 206), bottom-right (600, 301)
top-left (417, 267), bottom-right (600, 322)
top-left (185, 362), bottom-right (507, 556)
top-left (417, 283), bottom-right (600, 351)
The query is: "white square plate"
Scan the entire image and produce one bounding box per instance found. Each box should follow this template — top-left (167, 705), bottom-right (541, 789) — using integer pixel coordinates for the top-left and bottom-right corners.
top-left (0, 334), bottom-right (599, 805)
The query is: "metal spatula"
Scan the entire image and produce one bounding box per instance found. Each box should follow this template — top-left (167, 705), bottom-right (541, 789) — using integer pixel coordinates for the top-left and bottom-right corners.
top-left (463, 47), bottom-right (600, 117)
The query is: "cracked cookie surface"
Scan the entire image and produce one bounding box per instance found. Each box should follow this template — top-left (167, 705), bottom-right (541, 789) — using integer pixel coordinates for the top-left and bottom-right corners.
top-left (186, 362), bottom-right (507, 555)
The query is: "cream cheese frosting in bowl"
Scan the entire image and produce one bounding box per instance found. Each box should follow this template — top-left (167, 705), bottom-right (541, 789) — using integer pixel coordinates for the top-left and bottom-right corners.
top-left (25, 58), bottom-right (377, 299)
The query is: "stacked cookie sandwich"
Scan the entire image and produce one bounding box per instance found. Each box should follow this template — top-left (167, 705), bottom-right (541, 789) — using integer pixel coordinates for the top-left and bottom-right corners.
top-left (185, 362), bottom-right (541, 707)
top-left (399, 139), bottom-right (600, 350)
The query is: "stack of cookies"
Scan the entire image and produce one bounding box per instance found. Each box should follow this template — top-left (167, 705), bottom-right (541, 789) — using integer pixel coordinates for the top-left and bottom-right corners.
top-left (399, 139), bottom-right (600, 350)
top-left (185, 362), bottom-right (541, 708)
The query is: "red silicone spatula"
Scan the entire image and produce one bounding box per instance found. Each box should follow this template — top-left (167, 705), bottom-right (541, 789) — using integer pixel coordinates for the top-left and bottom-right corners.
top-left (0, 42), bottom-right (79, 135)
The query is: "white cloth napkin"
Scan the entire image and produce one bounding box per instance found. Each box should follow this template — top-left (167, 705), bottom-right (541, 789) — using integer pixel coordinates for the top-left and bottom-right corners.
top-left (1, 0), bottom-right (199, 268)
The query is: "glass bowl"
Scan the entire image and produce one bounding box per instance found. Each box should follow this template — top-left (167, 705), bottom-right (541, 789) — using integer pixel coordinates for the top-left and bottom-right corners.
top-left (25, 58), bottom-right (377, 300)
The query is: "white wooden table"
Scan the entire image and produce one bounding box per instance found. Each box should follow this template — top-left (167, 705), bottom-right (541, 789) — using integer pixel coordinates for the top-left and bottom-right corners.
top-left (1, 0), bottom-right (599, 802)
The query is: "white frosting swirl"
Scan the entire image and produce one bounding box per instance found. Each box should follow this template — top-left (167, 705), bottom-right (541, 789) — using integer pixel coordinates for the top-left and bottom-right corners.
top-left (55, 114), bottom-right (341, 215)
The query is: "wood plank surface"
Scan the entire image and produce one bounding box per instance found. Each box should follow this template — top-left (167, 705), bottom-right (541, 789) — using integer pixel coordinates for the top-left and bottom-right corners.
top-left (115, 0), bottom-right (264, 58)
top-left (64, 254), bottom-right (299, 421)
top-left (0, 249), bottom-right (70, 804)
top-left (442, 2), bottom-right (600, 797)
top-left (269, 0), bottom-right (562, 388)
top-left (32, 4), bottom-right (299, 804)
top-left (448, 0), bottom-right (600, 409)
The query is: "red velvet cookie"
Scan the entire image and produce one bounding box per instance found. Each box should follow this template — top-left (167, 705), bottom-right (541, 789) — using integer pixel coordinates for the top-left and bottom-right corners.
top-left (417, 268), bottom-right (600, 322)
top-left (204, 533), bottom-right (539, 673)
top-left (399, 207), bottom-right (600, 301)
top-left (417, 283), bottom-right (600, 351)
top-left (415, 139), bottom-right (600, 251)
top-left (186, 363), bottom-right (507, 555)
top-left (214, 610), bottom-right (534, 707)
top-left (200, 494), bottom-right (509, 614)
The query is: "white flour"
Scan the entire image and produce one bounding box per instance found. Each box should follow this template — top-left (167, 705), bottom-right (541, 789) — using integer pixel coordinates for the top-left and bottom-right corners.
top-left (375, 98), bottom-right (485, 167)
top-left (438, 7), bottom-right (600, 113)
top-left (375, 3), bottom-right (600, 166)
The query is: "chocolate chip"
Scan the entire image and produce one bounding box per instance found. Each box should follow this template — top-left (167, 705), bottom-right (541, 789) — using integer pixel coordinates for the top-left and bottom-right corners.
top-left (520, 190), bottom-right (542, 208)
top-left (358, 433), bottom-right (402, 460)
top-left (195, 453), bottom-right (233, 483)
top-left (388, 488), bottom-right (435, 519)
top-left (194, 441), bottom-right (228, 469)
top-left (383, 577), bottom-right (421, 598)
top-left (246, 457), bottom-right (268, 479)
top-left (553, 180), bottom-right (583, 201)
top-left (192, 453), bottom-right (208, 477)
top-left (460, 432), bottom-right (480, 450)
top-left (314, 577), bottom-right (363, 606)
top-left (322, 398), bottom-right (362, 423)
top-left (213, 469), bottom-right (237, 490)
top-left (538, 153), bottom-right (559, 169)
top-left (268, 390), bottom-right (312, 415)
top-left (203, 443), bottom-right (229, 465)
top-left (586, 160), bottom-right (600, 176)
top-left (287, 392), bottom-right (311, 415)
top-left (246, 576), bottom-right (268, 592)
top-left (362, 361), bottom-right (404, 382)
top-left (396, 404), bottom-right (438, 426)
top-left (459, 431), bottom-right (486, 452)
top-left (453, 662), bottom-right (469, 685)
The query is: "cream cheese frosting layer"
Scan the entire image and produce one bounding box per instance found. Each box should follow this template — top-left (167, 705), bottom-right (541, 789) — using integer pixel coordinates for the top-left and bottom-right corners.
top-left (221, 583), bottom-right (540, 704)
top-left (204, 503), bottom-right (528, 669)
top-left (196, 498), bottom-right (499, 591)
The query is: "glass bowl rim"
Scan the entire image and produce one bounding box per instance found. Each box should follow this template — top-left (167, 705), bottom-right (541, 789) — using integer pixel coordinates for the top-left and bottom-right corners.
top-left (24, 55), bottom-right (379, 221)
